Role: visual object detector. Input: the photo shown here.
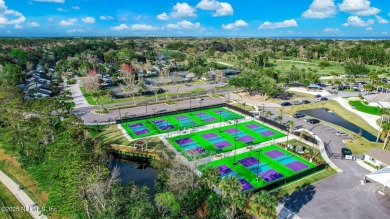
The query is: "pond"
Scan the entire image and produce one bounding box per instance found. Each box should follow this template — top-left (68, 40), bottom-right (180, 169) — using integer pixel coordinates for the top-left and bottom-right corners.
top-left (109, 159), bottom-right (158, 196)
top-left (300, 108), bottom-right (381, 142)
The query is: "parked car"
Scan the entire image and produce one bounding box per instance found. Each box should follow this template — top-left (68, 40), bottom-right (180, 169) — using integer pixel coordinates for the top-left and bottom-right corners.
top-left (314, 94), bottom-right (322, 98)
top-left (303, 117), bottom-right (311, 122)
top-left (336, 131), bottom-right (348, 136)
top-left (293, 101), bottom-right (302, 105)
top-left (313, 98), bottom-right (322, 102)
top-left (196, 98), bottom-right (204, 101)
top-left (185, 84), bottom-right (191, 87)
top-left (280, 102), bottom-right (292, 106)
top-left (341, 148), bottom-right (352, 156)
top-left (219, 83), bottom-right (228, 87)
top-left (320, 97), bottom-right (328, 101)
top-left (302, 100), bottom-right (311, 104)
top-left (308, 119), bottom-right (320, 124)
top-left (293, 112), bottom-right (305, 118)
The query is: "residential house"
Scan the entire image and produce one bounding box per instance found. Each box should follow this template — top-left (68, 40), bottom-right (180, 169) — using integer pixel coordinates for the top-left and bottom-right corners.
top-left (364, 149), bottom-right (390, 169)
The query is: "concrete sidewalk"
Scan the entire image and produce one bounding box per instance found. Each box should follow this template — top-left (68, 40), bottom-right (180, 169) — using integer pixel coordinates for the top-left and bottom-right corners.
top-left (67, 78), bottom-right (92, 109)
top-left (0, 171), bottom-right (47, 219)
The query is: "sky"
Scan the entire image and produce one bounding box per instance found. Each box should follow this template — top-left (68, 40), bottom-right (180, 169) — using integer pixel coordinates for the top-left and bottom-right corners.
top-left (0, 0), bottom-right (389, 37)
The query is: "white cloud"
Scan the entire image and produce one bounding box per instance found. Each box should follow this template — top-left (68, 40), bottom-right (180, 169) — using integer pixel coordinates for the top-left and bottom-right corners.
top-left (57, 7), bottom-right (67, 12)
top-left (59, 18), bottom-right (77, 26)
top-left (302, 0), bottom-right (336, 19)
top-left (0, 0), bottom-right (26, 26)
top-left (214, 2), bottom-right (233, 17)
top-left (129, 24), bottom-right (159, 31)
top-left (338, 0), bottom-right (380, 16)
top-left (170, 3), bottom-right (196, 18)
top-left (381, 32), bottom-right (388, 35)
top-left (82, 17), bottom-right (95, 23)
top-left (323, 27), bottom-right (340, 32)
top-left (28, 22), bottom-right (40, 27)
top-left (259, 19), bottom-right (298, 29)
top-left (110, 24), bottom-right (128, 31)
top-left (100, 15), bottom-right (114, 20)
top-left (196, 0), bottom-right (233, 17)
top-left (118, 16), bottom-right (127, 21)
top-left (67, 28), bottom-right (84, 34)
top-left (14, 24), bottom-right (22, 29)
top-left (47, 18), bottom-right (54, 22)
top-left (133, 15), bottom-right (142, 20)
top-left (72, 6), bottom-right (80, 10)
top-left (366, 26), bottom-right (373, 30)
top-left (375, 15), bottom-right (388, 24)
top-left (221, 20), bottom-right (248, 30)
top-left (157, 12), bottom-right (169, 20)
top-left (343, 15), bottom-right (374, 26)
top-left (33, 0), bottom-right (65, 3)
top-left (167, 20), bottom-right (200, 29)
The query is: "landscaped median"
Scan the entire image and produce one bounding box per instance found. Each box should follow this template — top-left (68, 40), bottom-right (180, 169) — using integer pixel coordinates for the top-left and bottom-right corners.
top-left (349, 100), bottom-right (381, 116)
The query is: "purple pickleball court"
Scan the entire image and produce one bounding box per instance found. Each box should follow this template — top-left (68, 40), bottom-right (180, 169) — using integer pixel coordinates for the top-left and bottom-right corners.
top-left (225, 128), bottom-right (239, 134)
top-left (214, 141), bottom-right (232, 149)
top-left (260, 130), bottom-right (275, 137)
top-left (204, 117), bottom-right (216, 122)
top-left (217, 165), bottom-right (232, 175)
top-left (202, 133), bottom-right (218, 139)
top-left (175, 138), bottom-right (194, 145)
top-left (160, 125), bottom-right (175, 130)
top-left (187, 147), bottom-right (206, 155)
top-left (246, 124), bottom-right (260, 129)
top-left (214, 110), bottom-right (224, 113)
top-left (175, 116), bottom-right (188, 120)
top-left (238, 156), bottom-right (259, 167)
top-left (239, 135), bottom-right (255, 143)
top-left (153, 120), bottom-right (165, 124)
top-left (240, 179), bottom-right (254, 191)
top-left (134, 129), bottom-right (150, 135)
top-left (265, 150), bottom-right (285, 158)
top-left (196, 112), bottom-right (206, 116)
top-left (259, 169), bottom-right (284, 182)
top-left (286, 161), bottom-right (309, 172)
top-left (129, 123), bottom-right (143, 128)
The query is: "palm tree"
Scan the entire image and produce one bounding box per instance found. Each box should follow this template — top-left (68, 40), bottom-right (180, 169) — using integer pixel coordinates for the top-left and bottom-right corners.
top-left (382, 121), bottom-right (390, 149)
top-left (218, 175), bottom-right (242, 217)
top-left (247, 191), bottom-right (277, 219)
top-left (265, 111), bottom-right (271, 120)
top-left (276, 115), bottom-right (283, 129)
top-left (377, 108), bottom-right (390, 142)
top-left (201, 166), bottom-right (220, 190)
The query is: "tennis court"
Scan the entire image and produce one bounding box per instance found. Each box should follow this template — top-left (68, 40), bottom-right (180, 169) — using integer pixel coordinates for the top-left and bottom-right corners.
top-left (121, 107), bottom-right (243, 139)
top-left (200, 145), bottom-right (316, 192)
top-left (167, 121), bottom-right (285, 158)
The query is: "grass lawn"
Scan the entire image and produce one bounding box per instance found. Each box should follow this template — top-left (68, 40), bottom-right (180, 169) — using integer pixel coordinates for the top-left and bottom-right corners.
top-left (199, 145), bottom-right (317, 192)
top-left (122, 107), bottom-right (244, 139)
top-left (0, 150), bottom-right (49, 216)
top-left (0, 182), bottom-right (33, 219)
top-left (349, 100), bottom-right (381, 115)
top-left (168, 121), bottom-right (286, 160)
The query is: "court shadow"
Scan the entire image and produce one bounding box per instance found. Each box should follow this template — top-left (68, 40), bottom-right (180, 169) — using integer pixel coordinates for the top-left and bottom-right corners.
top-left (279, 183), bottom-right (316, 216)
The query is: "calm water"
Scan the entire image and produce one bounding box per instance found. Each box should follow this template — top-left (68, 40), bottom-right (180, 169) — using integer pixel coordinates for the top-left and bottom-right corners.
top-left (109, 159), bottom-right (157, 195)
top-left (301, 108), bottom-right (381, 142)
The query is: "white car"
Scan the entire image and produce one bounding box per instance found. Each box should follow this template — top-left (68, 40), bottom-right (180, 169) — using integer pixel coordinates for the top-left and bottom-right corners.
top-left (313, 98), bottom-right (321, 102)
top-left (336, 131), bottom-right (348, 136)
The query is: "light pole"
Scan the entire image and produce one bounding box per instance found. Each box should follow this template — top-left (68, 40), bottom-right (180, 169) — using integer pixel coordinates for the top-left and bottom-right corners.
top-left (256, 149), bottom-right (261, 182)
top-left (152, 108), bottom-right (157, 123)
top-left (233, 119), bottom-right (238, 165)
top-left (219, 111), bottom-right (222, 133)
top-left (199, 100), bottom-right (203, 109)
top-left (262, 104), bottom-right (265, 123)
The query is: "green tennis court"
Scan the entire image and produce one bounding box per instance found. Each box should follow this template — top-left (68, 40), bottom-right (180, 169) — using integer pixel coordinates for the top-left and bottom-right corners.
top-left (199, 145), bottom-right (316, 192)
top-left (121, 107), bottom-right (244, 139)
top-left (167, 121), bottom-right (286, 159)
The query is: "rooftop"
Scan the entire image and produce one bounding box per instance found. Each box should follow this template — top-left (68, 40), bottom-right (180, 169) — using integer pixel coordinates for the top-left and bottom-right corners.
top-left (365, 149), bottom-right (390, 165)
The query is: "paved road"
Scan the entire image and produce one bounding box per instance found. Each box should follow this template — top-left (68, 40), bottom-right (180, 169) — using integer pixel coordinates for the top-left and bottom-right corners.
top-left (0, 171), bottom-right (47, 219)
top-left (263, 107), bottom-right (390, 219)
top-left (66, 78), bottom-right (91, 109)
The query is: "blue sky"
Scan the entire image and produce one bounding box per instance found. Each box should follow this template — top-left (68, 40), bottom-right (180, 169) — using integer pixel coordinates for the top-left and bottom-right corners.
top-left (1, 0), bottom-right (389, 37)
